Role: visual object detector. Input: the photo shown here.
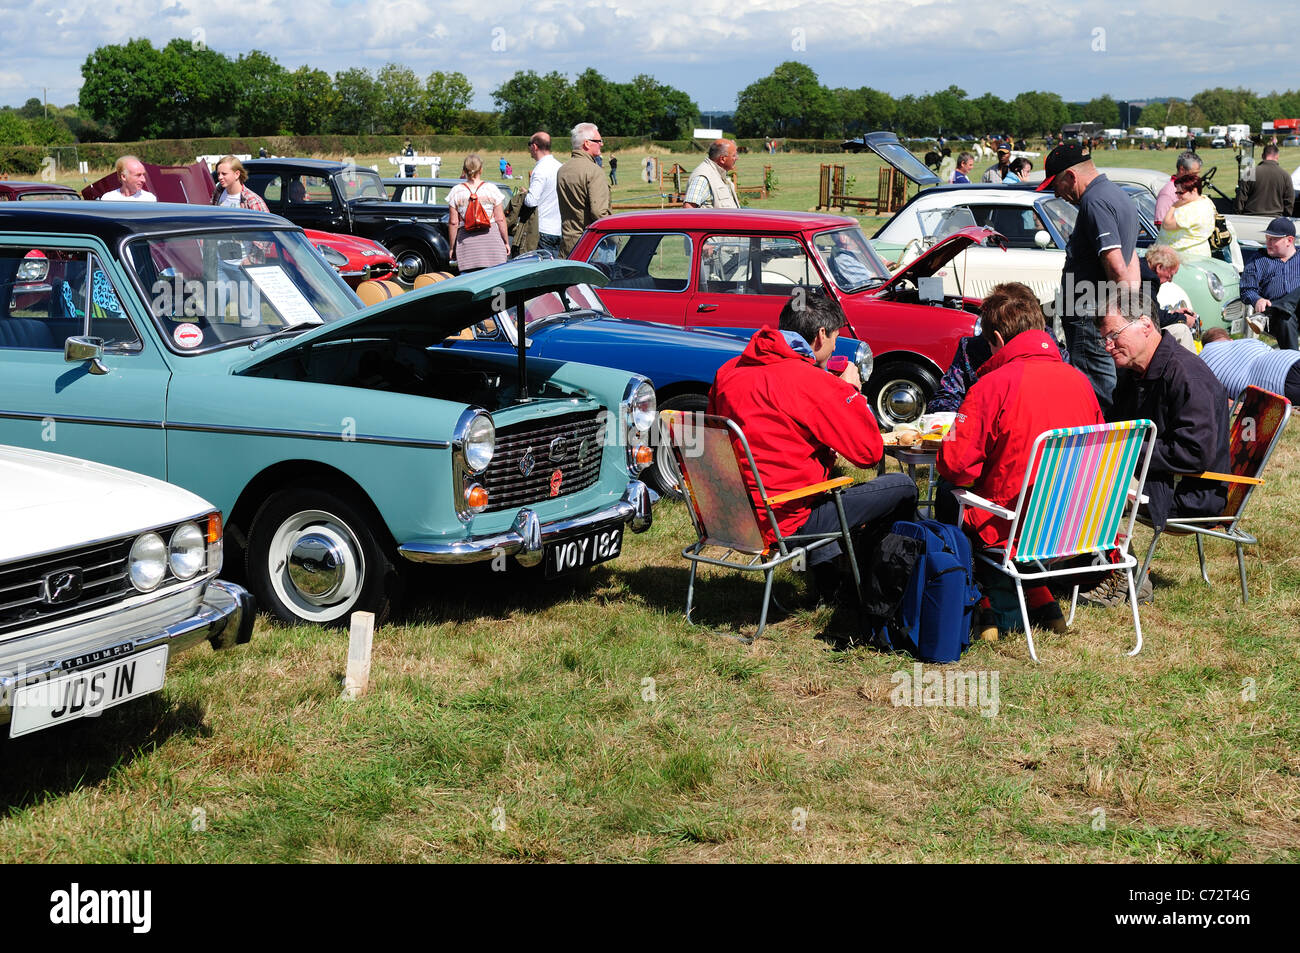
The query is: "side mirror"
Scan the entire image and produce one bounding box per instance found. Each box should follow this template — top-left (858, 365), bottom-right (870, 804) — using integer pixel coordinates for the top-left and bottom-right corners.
top-left (65, 335), bottom-right (109, 375)
top-left (1034, 230), bottom-right (1052, 249)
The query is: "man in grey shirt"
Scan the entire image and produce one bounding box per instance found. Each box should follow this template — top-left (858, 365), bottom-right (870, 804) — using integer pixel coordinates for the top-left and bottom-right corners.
top-left (1040, 143), bottom-right (1140, 414)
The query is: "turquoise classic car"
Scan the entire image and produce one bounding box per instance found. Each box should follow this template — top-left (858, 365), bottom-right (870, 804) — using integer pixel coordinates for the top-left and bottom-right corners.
top-left (0, 204), bottom-right (654, 625)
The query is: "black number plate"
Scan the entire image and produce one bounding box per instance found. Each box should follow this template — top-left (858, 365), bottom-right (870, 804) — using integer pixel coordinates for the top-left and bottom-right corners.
top-left (544, 526), bottom-right (623, 576)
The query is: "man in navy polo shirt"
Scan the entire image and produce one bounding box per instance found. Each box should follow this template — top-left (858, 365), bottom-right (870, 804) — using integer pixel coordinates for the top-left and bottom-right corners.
top-left (1240, 217), bottom-right (1300, 348)
top-left (1039, 142), bottom-right (1140, 414)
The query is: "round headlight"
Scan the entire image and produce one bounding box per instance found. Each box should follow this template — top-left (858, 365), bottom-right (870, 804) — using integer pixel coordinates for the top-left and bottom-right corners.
top-left (1207, 270), bottom-right (1226, 301)
top-left (629, 381), bottom-right (657, 433)
top-left (129, 532), bottom-right (168, 591)
top-left (315, 244), bottom-right (349, 268)
top-left (854, 340), bottom-right (874, 384)
top-left (464, 413), bottom-right (495, 474)
top-left (169, 522), bottom-right (206, 580)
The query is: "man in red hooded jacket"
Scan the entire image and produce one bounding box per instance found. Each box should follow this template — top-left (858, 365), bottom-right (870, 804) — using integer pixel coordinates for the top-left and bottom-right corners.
top-left (938, 282), bottom-right (1104, 635)
top-left (708, 292), bottom-right (916, 598)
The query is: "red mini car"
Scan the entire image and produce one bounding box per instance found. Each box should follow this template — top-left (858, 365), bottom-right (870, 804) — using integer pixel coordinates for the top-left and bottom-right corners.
top-left (570, 209), bottom-right (1001, 426)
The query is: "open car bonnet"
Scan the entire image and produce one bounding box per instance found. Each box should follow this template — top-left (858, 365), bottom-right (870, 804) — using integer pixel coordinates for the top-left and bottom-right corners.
top-left (236, 259), bottom-right (609, 371)
top-left (82, 160), bottom-right (216, 203)
top-left (876, 226), bottom-right (1006, 293)
top-left (859, 132), bottom-right (942, 187)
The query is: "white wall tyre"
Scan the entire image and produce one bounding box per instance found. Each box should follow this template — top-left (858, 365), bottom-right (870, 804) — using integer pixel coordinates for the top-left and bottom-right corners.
top-left (247, 489), bottom-right (396, 626)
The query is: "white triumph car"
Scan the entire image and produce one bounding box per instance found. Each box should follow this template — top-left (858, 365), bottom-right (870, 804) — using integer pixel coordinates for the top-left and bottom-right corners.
top-left (0, 445), bottom-right (253, 739)
top-left (871, 182), bottom-right (1247, 333)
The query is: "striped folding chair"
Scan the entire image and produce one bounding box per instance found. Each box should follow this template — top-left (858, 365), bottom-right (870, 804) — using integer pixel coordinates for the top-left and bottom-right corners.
top-left (954, 420), bottom-right (1157, 663)
top-left (660, 410), bottom-right (861, 642)
top-left (1137, 386), bottom-right (1291, 602)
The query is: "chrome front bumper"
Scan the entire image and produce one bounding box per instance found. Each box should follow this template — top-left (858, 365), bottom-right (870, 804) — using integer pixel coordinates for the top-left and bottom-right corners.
top-left (0, 579), bottom-right (255, 724)
top-left (398, 480), bottom-right (653, 566)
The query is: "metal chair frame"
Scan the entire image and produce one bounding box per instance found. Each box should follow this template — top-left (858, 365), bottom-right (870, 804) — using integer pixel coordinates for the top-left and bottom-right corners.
top-left (1137, 386), bottom-right (1291, 602)
top-left (955, 420), bottom-right (1157, 663)
top-left (661, 411), bottom-right (861, 641)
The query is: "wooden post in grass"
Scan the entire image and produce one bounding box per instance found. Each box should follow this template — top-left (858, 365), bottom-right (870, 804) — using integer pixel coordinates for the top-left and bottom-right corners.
top-left (342, 611), bottom-right (374, 699)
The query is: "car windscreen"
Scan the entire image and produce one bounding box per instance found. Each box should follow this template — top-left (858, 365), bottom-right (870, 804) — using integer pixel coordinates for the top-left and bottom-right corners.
top-left (333, 169), bottom-right (389, 202)
top-left (123, 228), bottom-right (360, 352)
top-left (810, 226), bottom-right (891, 292)
top-left (918, 206), bottom-right (979, 241)
top-left (1038, 197), bottom-right (1078, 242)
top-left (492, 283), bottom-right (610, 344)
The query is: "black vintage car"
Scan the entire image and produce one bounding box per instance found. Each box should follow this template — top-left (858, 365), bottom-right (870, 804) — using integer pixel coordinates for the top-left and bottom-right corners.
top-left (245, 158), bottom-right (451, 284)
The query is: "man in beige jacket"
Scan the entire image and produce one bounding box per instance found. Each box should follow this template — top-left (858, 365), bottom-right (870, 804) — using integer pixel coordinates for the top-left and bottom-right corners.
top-left (683, 139), bottom-right (740, 209)
top-left (557, 122), bottom-right (612, 254)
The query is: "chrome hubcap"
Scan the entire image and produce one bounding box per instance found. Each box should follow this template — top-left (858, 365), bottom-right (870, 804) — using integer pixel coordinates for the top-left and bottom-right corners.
top-left (879, 379), bottom-right (924, 426)
top-left (267, 509), bottom-right (366, 622)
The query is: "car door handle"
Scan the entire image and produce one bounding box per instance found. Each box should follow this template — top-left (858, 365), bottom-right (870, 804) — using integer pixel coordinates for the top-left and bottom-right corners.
top-left (696, 303), bottom-right (717, 313)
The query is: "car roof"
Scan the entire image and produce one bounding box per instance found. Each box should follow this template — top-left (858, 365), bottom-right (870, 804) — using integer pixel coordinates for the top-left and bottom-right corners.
top-left (245, 158), bottom-right (352, 173)
top-left (0, 202), bottom-right (296, 241)
top-left (0, 181), bottom-right (80, 194)
top-left (586, 208), bottom-right (857, 230)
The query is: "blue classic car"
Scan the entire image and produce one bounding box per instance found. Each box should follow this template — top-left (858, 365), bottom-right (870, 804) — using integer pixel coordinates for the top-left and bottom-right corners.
top-left (441, 275), bottom-right (873, 493)
top-left (0, 204), bottom-right (655, 626)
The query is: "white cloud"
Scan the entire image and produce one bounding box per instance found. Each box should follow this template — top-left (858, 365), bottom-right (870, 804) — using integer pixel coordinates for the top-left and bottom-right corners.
top-left (0, 0), bottom-right (1291, 111)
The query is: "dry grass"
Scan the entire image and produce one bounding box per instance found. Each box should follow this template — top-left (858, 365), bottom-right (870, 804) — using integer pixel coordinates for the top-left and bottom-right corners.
top-left (18, 143), bottom-right (1298, 863)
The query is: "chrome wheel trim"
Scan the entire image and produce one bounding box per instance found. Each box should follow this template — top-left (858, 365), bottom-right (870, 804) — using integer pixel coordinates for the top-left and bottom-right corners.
top-left (876, 378), bottom-right (926, 428)
top-left (267, 508), bottom-right (366, 623)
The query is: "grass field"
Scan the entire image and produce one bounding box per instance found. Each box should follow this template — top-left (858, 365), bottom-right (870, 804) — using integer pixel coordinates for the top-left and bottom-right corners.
top-left (12, 144), bottom-right (1299, 864)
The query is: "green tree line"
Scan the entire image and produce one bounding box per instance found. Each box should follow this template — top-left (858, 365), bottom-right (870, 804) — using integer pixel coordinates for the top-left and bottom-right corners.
top-left (6, 41), bottom-right (1300, 147)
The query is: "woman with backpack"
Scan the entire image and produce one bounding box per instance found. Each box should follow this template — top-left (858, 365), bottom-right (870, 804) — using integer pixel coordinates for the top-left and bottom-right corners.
top-left (447, 155), bottom-right (510, 272)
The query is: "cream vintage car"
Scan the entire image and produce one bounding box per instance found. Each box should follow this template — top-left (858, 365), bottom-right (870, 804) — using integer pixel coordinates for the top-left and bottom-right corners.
top-left (871, 182), bottom-right (1247, 332)
top-left (0, 444), bottom-right (253, 739)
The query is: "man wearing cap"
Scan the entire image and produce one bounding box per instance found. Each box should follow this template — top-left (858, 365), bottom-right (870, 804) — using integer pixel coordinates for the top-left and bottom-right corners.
top-left (1039, 142), bottom-right (1140, 414)
top-left (981, 144), bottom-right (1013, 184)
top-left (1240, 217), bottom-right (1300, 348)
top-left (1235, 143), bottom-right (1294, 217)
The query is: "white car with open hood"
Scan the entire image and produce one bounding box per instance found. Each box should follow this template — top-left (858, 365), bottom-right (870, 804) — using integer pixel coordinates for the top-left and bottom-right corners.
top-left (0, 445), bottom-right (254, 739)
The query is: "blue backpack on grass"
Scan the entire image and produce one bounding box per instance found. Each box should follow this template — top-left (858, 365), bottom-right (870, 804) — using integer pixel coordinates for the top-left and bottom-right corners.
top-left (862, 519), bottom-right (980, 664)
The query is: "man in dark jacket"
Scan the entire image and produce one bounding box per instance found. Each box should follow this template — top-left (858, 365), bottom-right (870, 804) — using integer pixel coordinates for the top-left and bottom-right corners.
top-left (708, 292), bottom-right (915, 600)
top-left (1235, 144), bottom-right (1295, 217)
top-left (1089, 288), bottom-right (1230, 605)
top-left (938, 282), bottom-right (1103, 635)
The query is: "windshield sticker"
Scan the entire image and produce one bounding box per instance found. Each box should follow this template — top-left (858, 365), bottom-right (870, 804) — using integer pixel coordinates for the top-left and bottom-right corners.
top-left (173, 323), bottom-right (204, 349)
top-left (244, 266), bottom-right (324, 326)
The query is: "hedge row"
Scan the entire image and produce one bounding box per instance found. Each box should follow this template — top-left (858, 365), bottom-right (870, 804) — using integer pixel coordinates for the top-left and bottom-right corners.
top-left (0, 133), bottom-right (962, 175)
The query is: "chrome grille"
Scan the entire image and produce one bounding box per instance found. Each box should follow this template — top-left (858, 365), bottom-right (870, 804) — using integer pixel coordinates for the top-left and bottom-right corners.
top-left (367, 261), bottom-right (394, 280)
top-left (1221, 298), bottom-right (1247, 323)
top-left (481, 410), bottom-right (607, 512)
top-left (0, 537), bottom-right (134, 636)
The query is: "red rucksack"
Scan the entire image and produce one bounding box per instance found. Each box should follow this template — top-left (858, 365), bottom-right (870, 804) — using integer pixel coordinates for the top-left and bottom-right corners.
top-left (462, 183), bottom-right (492, 232)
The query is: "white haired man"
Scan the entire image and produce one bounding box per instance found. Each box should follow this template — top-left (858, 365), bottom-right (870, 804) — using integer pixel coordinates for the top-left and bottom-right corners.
top-left (556, 122), bottom-right (612, 254)
top-left (683, 139), bottom-right (740, 209)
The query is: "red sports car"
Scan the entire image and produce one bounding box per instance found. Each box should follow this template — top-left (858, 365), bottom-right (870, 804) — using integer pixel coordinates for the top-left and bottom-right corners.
top-left (302, 230), bottom-right (396, 287)
top-left (570, 209), bottom-right (1001, 426)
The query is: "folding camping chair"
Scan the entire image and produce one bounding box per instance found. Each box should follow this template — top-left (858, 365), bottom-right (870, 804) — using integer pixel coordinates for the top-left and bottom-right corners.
top-left (659, 410), bottom-right (861, 641)
top-left (1137, 385), bottom-right (1291, 602)
top-left (954, 420), bottom-right (1156, 663)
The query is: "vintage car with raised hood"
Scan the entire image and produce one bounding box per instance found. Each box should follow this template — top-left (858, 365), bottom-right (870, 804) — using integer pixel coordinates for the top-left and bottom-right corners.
top-left (569, 207), bottom-right (996, 427)
top-left (872, 183), bottom-right (1247, 333)
top-left (436, 263), bottom-right (872, 494)
top-left (0, 443), bottom-right (253, 739)
top-left (0, 203), bottom-right (654, 626)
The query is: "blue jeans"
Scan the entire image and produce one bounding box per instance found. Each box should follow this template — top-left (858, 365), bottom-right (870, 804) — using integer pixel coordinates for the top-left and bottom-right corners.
top-left (1063, 320), bottom-right (1116, 415)
top-left (538, 233), bottom-right (563, 256)
top-left (794, 474), bottom-right (917, 566)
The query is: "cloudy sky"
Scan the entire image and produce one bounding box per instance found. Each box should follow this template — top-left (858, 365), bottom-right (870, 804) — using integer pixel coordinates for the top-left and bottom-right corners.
top-left (0, 0), bottom-right (1280, 113)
